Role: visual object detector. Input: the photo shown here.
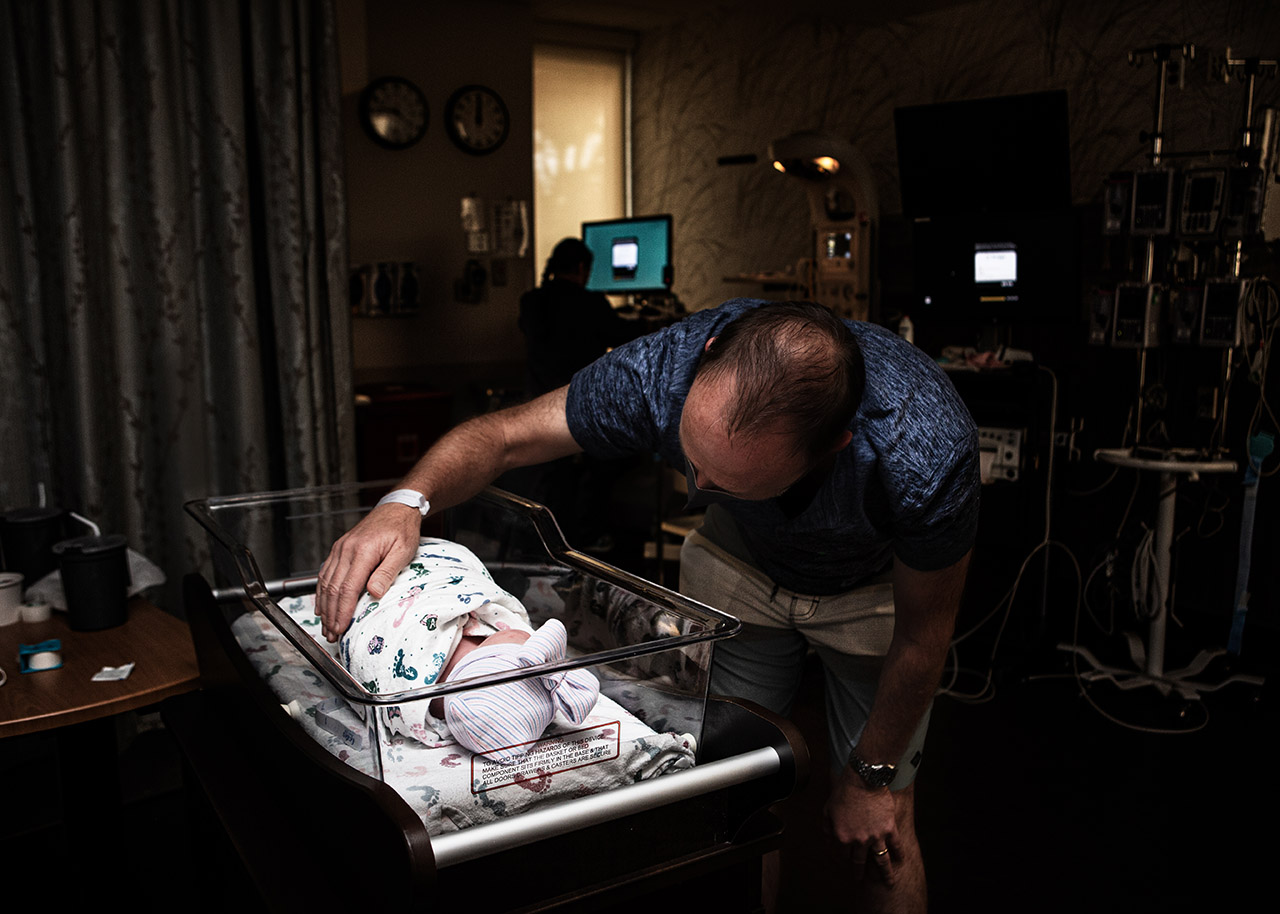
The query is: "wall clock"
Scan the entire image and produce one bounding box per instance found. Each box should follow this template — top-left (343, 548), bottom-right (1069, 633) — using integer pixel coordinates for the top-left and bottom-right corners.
top-left (444, 84), bottom-right (510, 155)
top-left (358, 77), bottom-right (429, 150)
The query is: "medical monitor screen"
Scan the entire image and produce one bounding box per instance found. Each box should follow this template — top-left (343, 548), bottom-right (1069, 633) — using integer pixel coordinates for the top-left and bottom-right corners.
top-left (974, 246), bottom-right (1017, 284)
top-left (582, 215), bottom-right (672, 294)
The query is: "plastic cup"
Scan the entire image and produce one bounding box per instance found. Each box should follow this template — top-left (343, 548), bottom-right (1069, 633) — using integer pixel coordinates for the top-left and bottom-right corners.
top-left (0, 572), bottom-right (22, 626)
top-left (53, 534), bottom-right (131, 631)
top-left (0, 507), bottom-right (67, 583)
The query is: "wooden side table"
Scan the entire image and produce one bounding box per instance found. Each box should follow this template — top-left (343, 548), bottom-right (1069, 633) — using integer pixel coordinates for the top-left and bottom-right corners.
top-left (0, 598), bottom-right (199, 737)
top-left (1, 597), bottom-right (201, 901)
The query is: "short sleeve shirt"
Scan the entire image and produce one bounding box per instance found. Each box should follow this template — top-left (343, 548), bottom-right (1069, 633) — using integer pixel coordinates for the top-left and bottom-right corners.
top-left (565, 298), bottom-right (979, 595)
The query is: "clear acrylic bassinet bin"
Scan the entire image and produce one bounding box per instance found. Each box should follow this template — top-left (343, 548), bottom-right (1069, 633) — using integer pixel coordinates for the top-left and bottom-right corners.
top-left (184, 482), bottom-right (741, 833)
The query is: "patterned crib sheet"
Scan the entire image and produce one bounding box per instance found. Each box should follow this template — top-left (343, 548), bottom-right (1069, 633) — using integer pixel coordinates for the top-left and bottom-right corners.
top-left (232, 598), bottom-right (698, 835)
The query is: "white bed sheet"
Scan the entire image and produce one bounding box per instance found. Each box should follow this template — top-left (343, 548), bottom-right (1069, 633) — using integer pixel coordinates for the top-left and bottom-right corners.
top-left (231, 599), bottom-right (699, 835)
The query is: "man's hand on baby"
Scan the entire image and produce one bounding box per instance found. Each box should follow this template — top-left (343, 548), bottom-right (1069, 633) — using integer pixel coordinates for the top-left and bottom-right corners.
top-left (316, 503), bottom-right (422, 642)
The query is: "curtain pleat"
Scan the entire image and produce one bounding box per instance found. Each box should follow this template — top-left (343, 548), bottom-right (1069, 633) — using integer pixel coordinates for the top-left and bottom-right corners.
top-left (0, 0), bottom-right (355, 612)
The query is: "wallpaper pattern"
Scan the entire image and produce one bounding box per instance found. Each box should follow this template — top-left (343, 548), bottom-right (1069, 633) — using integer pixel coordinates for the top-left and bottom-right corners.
top-left (631, 0), bottom-right (1280, 314)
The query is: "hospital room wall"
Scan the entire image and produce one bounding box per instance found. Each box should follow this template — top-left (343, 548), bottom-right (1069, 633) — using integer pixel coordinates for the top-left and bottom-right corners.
top-left (628, 0), bottom-right (1280, 318)
top-left (625, 0), bottom-right (1280, 644)
top-left (340, 0), bottom-right (536, 408)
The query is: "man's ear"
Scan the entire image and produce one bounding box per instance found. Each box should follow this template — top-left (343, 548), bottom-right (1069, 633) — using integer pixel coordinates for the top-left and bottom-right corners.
top-left (704, 335), bottom-right (716, 352)
top-left (832, 429), bottom-right (854, 453)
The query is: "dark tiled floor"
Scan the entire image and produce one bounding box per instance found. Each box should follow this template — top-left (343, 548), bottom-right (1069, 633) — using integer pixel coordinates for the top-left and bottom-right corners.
top-left (3, 605), bottom-right (1273, 912)
top-left (775, 633), bottom-right (1276, 913)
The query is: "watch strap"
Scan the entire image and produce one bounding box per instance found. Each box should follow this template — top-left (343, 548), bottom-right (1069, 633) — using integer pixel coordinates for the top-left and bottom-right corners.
top-left (377, 488), bottom-right (430, 516)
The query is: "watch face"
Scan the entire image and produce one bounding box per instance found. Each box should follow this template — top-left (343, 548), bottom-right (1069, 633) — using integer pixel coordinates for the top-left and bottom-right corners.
top-left (359, 77), bottom-right (428, 150)
top-left (446, 85), bottom-right (509, 155)
top-left (864, 765), bottom-right (895, 788)
top-left (850, 753), bottom-right (896, 788)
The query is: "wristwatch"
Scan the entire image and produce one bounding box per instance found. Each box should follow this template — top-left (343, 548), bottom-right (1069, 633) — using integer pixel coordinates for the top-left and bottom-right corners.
top-left (847, 749), bottom-right (896, 789)
top-left (377, 488), bottom-right (430, 516)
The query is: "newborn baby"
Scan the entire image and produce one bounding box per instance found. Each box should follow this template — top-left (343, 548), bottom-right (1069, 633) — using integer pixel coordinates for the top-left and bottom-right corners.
top-left (339, 537), bottom-right (598, 761)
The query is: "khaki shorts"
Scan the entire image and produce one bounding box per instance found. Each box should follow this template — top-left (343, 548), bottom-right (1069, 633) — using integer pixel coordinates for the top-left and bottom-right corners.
top-left (680, 528), bottom-right (930, 789)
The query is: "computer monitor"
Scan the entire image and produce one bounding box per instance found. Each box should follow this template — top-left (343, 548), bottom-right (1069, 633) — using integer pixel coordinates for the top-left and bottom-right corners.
top-left (581, 215), bottom-right (673, 294)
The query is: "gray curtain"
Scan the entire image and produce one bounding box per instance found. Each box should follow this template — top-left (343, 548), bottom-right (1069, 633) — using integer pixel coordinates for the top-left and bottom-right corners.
top-left (0, 0), bottom-right (355, 609)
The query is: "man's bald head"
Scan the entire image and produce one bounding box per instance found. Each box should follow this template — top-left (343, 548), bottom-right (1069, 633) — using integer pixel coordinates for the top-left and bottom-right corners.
top-left (693, 300), bottom-right (864, 460)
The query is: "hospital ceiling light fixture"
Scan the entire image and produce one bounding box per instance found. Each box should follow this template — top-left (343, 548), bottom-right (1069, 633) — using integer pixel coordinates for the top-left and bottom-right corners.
top-left (769, 131), bottom-right (853, 179)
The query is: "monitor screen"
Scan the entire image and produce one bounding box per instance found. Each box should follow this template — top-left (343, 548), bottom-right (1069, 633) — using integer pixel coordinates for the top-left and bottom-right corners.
top-left (974, 245), bottom-right (1017, 285)
top-left (582, 215), bottom-right (672, 294)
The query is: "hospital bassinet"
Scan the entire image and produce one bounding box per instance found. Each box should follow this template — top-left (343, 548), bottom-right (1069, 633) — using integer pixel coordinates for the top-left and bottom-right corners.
top-left (165, 482), bottom-right (807, 910)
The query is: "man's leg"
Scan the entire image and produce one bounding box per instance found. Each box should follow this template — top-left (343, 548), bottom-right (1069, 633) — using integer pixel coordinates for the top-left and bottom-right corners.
top-left (854, 783), bottom-right (926, 914)
top-left (679, 531), bottom-right (806, 913)
top-left (707, 625), bottom-right (809, 712)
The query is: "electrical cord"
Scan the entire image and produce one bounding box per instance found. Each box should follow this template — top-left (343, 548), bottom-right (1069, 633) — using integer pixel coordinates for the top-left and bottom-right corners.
top-left (1193, 479), bottom-right (1231, 538)
top-left (938, 359), bottom-right (1214, 733)
top-left (1055, 557), bottom-right (1211, 736)
top-left (1113, 470), bottom-right (1143, 540)
top-left (1070, 464), bottom-right (1120, 498)
top-left (1082, 544), bottom-right (1120, 636)
top-left (942, 365), bottom-right (1061, 704)
top-left (940, 538), bottom-right (1082, 705)
top-left (1130, 525), bottom-right (1157, 621)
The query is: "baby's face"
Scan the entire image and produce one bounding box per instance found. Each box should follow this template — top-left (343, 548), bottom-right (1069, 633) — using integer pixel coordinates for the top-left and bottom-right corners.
top-left (432, 628), bottom-right (535, 717)
top-left (480, 629), bottom-right (531, 649)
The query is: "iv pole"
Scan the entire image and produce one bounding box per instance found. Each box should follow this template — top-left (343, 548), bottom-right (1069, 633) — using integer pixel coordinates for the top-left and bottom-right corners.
top-left (1126, 43), bottom-right (1195, 445)
top-left (1216, 50), bottom-right (1277, 454)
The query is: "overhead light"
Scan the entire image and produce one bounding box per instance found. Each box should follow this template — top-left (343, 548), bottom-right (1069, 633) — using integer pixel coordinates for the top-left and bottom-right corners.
top-left (768, 132), bottom-right (856, 180)
top-left (812, 155), bottom-right (840, 174)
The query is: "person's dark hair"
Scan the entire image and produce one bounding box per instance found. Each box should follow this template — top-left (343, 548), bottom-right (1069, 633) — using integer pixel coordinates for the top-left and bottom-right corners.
top-left (542, 237), bottom-right (593, 283)
top-left (694, 300), bottom-right (865, 459)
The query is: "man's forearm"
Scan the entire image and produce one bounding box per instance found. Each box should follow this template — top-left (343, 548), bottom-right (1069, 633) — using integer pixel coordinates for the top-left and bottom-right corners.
top-left (850, 635), bottom-right (950, 767)
top-left (851, 552), bottom-right (969, 768)
top-left (396, 387), bottom-right (581, 512)
top-left (397, 412), bottom-right (519, 513)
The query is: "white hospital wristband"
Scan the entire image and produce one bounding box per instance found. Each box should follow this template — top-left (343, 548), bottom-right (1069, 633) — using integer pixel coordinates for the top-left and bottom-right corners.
top-left (376, 488), bottom-right (430, 516)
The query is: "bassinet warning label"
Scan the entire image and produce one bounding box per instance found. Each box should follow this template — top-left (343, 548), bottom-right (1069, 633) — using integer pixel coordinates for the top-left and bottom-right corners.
top-left (470, 721), bottom-right (621, 792)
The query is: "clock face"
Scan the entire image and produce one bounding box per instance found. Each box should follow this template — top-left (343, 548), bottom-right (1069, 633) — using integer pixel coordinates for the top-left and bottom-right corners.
top-left (359, 77), bottom-right (428, 150)
top-left (445, 85), bottom-right (510, 155)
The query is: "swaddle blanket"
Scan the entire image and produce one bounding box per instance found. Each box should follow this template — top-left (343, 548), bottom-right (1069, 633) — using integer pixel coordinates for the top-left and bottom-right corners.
top-left (339, 537), bottom-right (532, 744)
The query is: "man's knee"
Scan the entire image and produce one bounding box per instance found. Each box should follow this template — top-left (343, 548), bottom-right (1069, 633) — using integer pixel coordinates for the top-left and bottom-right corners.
top-left (891, 782), bottom-right (920, 843)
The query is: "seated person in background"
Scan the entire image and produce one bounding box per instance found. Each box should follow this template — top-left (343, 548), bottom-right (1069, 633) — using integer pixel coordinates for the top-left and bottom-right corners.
top-left (338, 536), bottom-right (598, 761)
top-left (518, 238), bottom-right (643, 552)
top-left (519, 237), bottom-right (638, 396)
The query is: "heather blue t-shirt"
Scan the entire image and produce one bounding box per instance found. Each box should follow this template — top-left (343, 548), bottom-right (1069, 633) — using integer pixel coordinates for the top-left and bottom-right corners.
top-left (565, 298), bottom-right (979, 595)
